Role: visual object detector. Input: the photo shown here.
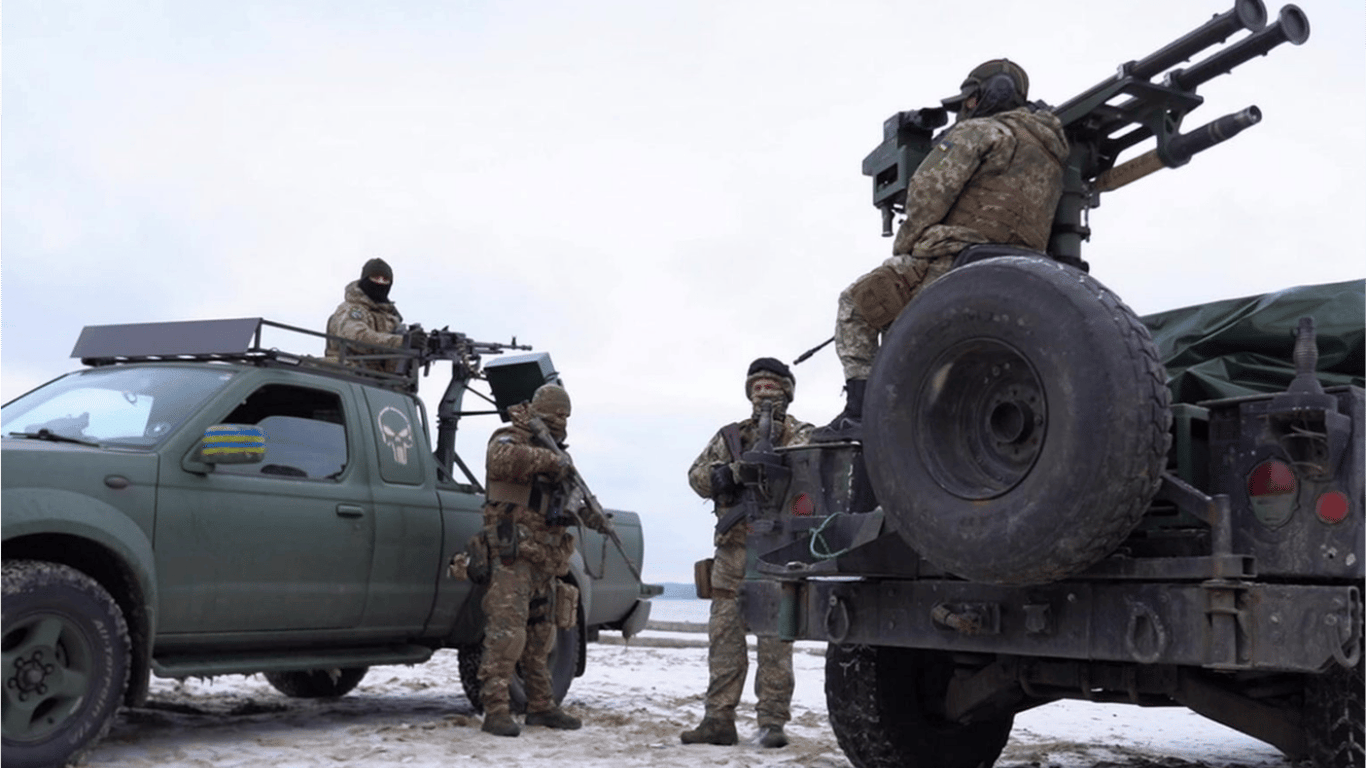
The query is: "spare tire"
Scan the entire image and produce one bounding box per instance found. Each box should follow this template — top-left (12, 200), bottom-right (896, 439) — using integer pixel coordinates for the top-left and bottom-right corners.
top-left (864, 256), bottom-right (1171, 585)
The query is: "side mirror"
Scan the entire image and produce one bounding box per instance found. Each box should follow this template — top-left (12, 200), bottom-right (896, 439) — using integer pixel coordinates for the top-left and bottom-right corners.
top-left (195, 424), bottom-right (266, 465)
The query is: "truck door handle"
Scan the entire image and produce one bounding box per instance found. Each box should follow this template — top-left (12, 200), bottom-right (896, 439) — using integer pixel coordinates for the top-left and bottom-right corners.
top-left (336, 504), bottom-right (365, 518)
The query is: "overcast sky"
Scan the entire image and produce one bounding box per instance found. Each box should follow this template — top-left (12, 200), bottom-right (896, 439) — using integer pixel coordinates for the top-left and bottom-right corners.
top-left (4, 0), bottom-right (1363, 582)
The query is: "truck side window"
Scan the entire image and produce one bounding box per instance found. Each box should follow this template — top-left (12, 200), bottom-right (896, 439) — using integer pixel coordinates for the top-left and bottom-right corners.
top-left (217, 384), bottom-right (348, 480)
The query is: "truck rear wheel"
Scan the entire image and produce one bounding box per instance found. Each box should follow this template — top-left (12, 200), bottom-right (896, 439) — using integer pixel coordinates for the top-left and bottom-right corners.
top-left (2, 560), bottom-right (131, 768)
top-left (865, 256), bottom-right (1171, 585)
top-left (263, 667), bottom-right (368, 698)
top-left (825, 643), bottom-right (1013, 768)
top-left (457, 625), bottom-right (580, 714)
top-left (1304, 656), bottom-right (1365, 768)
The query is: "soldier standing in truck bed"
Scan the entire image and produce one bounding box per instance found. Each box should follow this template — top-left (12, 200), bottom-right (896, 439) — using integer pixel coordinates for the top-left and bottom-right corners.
top-left (813, 59), bottom-right (1069, 442)
top-left (325, 257), bottom-right (411, 372)
top-left (681, 358), bottom-right (813, 748)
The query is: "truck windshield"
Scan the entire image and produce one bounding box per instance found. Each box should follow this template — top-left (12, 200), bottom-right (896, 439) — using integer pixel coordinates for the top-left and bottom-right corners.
top-left (2, 366), bottom-right (237, 448)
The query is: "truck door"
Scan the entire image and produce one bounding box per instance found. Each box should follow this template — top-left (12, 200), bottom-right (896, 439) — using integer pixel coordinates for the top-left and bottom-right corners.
top-left (358, 386), bottom-right (445, 632)
top-left (155, 378), bottom-right (375, 633)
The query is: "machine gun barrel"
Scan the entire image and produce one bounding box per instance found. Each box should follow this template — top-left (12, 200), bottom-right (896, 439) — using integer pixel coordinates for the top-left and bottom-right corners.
top-left (1170, 5), bottom-right (1310, 90)
top-left (1094, 106), bottom-right (1261, 193)
top-left (1054, 0), bottom-right (1268, 126)
top-left (1128, 0), bottom-right (1267, 80)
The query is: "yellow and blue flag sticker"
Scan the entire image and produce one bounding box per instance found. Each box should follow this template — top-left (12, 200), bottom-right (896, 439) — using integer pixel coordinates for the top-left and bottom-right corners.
top-left (200, 425), bottom-right (266, 464)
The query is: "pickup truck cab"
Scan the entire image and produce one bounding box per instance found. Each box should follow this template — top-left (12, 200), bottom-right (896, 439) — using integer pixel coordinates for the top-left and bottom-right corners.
top-left (2, 318), bottom-right (659, 768)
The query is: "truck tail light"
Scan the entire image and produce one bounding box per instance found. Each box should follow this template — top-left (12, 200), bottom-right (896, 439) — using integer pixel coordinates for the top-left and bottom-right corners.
top-left (1315, 491), bottom-right (1350, 525)
top-left (1248, 459), bottom-right (1296, 526)
top-left (791, 492), bottom-right (814, 516)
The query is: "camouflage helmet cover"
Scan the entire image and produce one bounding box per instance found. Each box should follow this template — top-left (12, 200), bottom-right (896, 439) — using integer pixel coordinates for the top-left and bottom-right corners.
top-left (941, 59), bottom-right (1029, 111)
top-left (530, 383), bottom-right (572, 418)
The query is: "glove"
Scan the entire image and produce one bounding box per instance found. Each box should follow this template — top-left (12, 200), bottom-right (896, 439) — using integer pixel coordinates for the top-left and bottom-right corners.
top-left (709, 463), bottom-right (738, 499)
top-left (554, 453), bottom-right (574, 481)
top-left (405, 325), bottom-right (428, 351)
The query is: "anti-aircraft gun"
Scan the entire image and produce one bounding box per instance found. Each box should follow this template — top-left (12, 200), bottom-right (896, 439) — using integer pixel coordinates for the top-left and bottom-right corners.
top-left (861, 0), bottom-right (1309, 267)
top-left (744, 5), bottom-right (1365, 768)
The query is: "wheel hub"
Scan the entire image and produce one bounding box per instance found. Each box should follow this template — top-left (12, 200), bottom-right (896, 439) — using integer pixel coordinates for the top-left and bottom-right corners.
top-left (917, 338), bottom-right (1047, 500)
top-left (8, 651), bottom-right (57, 700)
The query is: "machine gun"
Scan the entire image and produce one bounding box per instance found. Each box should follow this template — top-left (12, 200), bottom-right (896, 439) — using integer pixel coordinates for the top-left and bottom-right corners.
top-left (415, 326), bottom-right (533, 484)
top-left (860, 0), bottom-right (1310, 266)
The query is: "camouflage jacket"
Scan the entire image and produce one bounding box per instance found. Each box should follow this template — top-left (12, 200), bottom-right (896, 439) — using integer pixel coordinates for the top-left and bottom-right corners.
top-left (324, 280), bottom-right (404, 369)
top-left (484, 404), bottom-right (609, 569)
top-left (688, 412), bottom-right (813, 545)
top-left (893, 105), bottom-right (1068, 258)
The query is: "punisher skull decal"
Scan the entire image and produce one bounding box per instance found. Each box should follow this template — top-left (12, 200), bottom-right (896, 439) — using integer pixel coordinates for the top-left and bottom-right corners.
top-left (377, 406), bottom-right (414, 465)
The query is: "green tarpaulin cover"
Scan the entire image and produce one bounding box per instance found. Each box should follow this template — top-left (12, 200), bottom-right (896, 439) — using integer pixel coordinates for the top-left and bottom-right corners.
top-left (1140, 279), bottom-right (1365, 405)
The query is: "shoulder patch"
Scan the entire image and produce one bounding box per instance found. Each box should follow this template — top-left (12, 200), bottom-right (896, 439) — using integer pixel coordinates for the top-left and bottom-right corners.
top-left (349, 308), bottom-right (365, 320)
top-left (917, 139), bottom-right (956, 175)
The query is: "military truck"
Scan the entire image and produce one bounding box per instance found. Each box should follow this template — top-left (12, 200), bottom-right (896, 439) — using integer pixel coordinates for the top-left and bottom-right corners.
top-left (1, 318), bottom-right (659, 768)
top-left (739, 3), bottom-right (1365, 768)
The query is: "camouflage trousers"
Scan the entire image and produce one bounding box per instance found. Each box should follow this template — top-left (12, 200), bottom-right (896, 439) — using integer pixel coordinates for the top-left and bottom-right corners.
top-left (478, 556), bottom-right (558, 717)
top-left (703, 539), bottom-right (793, 727)
top-left (835, 252), bottom-right (954, 380)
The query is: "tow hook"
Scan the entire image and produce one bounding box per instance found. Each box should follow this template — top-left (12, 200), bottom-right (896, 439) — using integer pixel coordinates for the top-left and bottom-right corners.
top-left (932, 602), bottom-right (1001, 635)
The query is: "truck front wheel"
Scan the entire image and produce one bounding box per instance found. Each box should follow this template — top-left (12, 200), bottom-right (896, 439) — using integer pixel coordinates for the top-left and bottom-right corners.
top-left (825, 643), bottom-right (1013, 768)
top-left (2, 560), bottom-right (131, 768)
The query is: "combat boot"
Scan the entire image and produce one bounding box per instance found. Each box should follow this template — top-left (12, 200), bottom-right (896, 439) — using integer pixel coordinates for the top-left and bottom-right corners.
top-left (481, 710), bottom-right (521, 737)
top-left (753, 725), bottom-right (789, 748)
top-left (680, 716), bottom-right (738, 746)
top-left (811, 379), bottom-right (866, 443)
top-left (524, 706), bottom-right (582, 730)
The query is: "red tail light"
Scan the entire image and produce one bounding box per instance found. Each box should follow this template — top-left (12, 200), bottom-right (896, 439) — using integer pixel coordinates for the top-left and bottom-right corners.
top-left (791, 493), bottom-right (814, 516)
top-left (1248, 459), bottom-right (1296, 526)
top-left (1315, 491), bottom-right (1350, 524)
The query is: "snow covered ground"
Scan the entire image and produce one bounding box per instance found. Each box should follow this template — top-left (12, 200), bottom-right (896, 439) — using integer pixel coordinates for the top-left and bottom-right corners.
top-left (80, 604), bottom-right (1295, 768)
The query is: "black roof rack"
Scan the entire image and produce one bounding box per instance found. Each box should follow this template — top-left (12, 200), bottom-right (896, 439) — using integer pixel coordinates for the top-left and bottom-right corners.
top-left (69, 317), bottom-right (554, 488)
top-left (71, 318), bottom-right (421, 391)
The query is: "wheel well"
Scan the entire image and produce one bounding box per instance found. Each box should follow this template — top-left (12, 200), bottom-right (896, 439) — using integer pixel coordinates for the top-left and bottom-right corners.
top-left (4, 534), bottom-right (152, 706)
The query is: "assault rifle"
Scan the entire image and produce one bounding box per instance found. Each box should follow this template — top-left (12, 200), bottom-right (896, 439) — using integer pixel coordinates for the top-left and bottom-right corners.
top-left (526, 414), bottom-right (643, 582)
top-left (861, 0), bottom-right (1310, 266)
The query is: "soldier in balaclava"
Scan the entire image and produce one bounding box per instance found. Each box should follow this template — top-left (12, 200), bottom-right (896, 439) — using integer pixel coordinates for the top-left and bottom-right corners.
top-left (325, 258), bottom-right (412, 372)
top-left (814, 59), bottom-right (1069, 442)
top-left (477, 383), bottom-right (612, 737)
top-left (681, 358), bottom-right (813, 748)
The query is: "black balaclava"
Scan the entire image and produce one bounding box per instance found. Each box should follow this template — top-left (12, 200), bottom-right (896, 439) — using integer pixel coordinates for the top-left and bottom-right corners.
top-left (360, 258), bottom-right (393, 304)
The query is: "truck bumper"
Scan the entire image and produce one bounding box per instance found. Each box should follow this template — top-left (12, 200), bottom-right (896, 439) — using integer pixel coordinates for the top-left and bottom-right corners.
top-left (742, 576), bottom-right (1362, 674)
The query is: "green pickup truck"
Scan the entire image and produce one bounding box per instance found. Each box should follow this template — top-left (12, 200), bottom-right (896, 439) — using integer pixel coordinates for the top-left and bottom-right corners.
top-left (1, 318), bottom-right (659, 768)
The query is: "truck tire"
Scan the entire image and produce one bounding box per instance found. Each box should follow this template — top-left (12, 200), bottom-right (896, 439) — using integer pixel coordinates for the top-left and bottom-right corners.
top-left (457, 625), bottom-right (580, 714)
top-left (2, 560), bottom-right (131, 768)
top-left (865, 256), bottom-right (1171, 585)
top-left (1303, 657), bottom-right (1364, 768)
top-left (263, 667), bottom-right (368, 698)
top-left (825, 643), bottom-right (1013, 768)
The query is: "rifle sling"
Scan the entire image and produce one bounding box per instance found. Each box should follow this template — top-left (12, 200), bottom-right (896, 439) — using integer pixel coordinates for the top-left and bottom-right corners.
top-left (714, 423), bottom-right (747, 535)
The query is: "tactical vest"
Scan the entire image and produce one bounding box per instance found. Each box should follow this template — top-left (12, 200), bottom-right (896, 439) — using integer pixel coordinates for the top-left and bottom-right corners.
top-left (941, 117), bottom-right (1064, 251)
